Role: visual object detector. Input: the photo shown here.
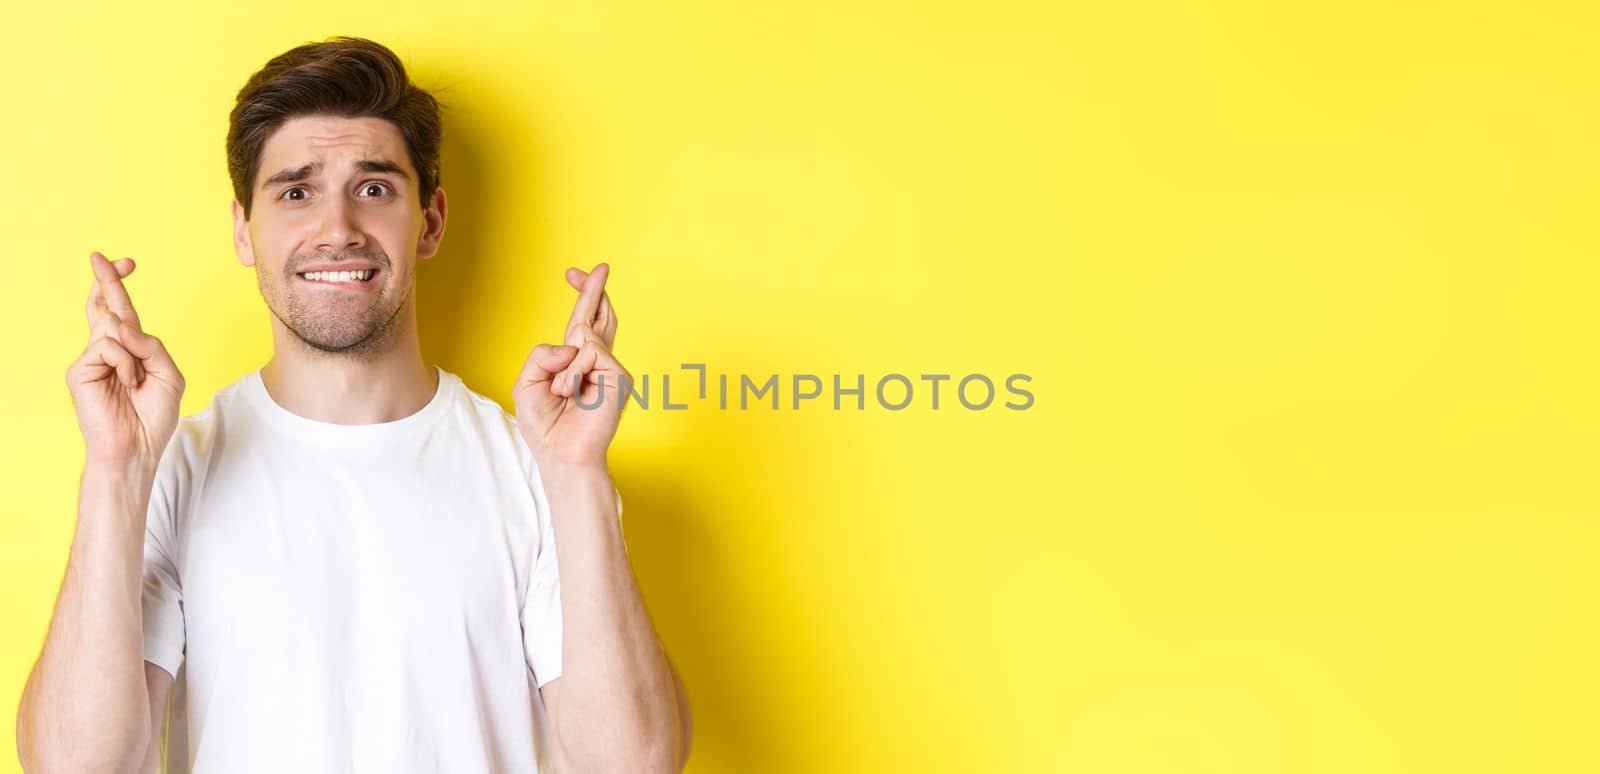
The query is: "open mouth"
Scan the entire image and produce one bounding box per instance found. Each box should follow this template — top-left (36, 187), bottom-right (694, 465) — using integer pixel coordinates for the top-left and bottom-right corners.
top-left (297, 269), bottom-right (380, 288)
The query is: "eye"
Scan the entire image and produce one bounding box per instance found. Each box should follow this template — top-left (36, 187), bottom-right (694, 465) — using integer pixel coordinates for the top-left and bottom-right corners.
top-left (359, 182), bottom-right (392, 198)
top-left (280, 186), bottom-right (309, 202)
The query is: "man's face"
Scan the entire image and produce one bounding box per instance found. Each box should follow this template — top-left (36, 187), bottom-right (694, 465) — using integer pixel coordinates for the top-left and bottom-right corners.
top-left (232, 114), bottom-right (445, 355)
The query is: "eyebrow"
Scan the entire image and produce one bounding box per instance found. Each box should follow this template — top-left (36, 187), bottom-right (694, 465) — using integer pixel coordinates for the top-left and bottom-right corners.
top-left (259, 158), bottom-right (411, 189)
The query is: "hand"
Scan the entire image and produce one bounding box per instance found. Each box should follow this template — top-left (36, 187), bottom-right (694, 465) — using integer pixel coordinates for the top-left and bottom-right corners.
top-left (513, 262), bottom-right (632, 469)
top-left (65, 252), bottom-right (186, 470)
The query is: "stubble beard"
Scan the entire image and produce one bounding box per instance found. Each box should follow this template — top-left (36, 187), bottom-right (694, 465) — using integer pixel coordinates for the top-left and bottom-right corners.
top-left (258, 249), bottom-right (414, 361)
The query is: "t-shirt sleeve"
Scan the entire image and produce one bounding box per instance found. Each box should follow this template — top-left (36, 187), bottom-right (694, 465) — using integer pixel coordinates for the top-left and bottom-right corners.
top-left (519, 455), bottom-right (626, 689)
top-left (521, 465), bottom-right (564, 688)
top-left (141, 439), bottom-right (187, 678)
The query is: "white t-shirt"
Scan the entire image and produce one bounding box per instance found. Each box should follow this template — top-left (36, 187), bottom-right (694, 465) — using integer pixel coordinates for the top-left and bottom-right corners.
top-left (141, 365), bottom-right (614, 773)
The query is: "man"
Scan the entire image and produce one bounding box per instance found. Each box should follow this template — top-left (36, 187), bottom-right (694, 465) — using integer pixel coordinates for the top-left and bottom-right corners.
top-left (15, 36), bottom-right (690, 773)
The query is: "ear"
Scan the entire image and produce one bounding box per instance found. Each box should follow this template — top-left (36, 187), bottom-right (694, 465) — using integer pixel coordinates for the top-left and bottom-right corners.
top-left (232, 199), bottom-right (257, 267)
top-left (416, 187), bottom-right (448, 260)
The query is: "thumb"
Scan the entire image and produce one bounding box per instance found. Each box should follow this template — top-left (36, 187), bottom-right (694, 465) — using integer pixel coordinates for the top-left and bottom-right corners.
top-left (536, 344), bottom-right (580, 372)
top-left (119, 322), bottom-right (182, 385)
top-left (518, 343), bottom-right (580, 387)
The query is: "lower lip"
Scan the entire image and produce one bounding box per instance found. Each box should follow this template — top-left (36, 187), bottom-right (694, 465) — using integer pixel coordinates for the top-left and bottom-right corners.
top-left (298, 270), bottom-right (381, 291)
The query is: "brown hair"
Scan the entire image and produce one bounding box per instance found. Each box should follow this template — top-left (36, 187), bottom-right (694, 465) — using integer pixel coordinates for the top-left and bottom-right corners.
top-left (227, 36), bottom-right (442, 217)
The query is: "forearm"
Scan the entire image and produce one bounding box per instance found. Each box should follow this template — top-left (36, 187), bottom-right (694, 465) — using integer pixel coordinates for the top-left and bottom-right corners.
top-left (18, 462), bottom-right (156, 774)
top-left (542, 463), bottom-right (681, 771)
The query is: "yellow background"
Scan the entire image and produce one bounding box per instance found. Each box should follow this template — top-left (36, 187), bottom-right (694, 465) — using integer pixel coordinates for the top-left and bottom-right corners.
top-left (2, 1), bottom-right (1596, 771)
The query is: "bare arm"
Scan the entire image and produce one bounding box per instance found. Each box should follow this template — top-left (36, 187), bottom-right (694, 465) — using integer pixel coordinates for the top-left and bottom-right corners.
top-left (515, 264), bottom-right (684, 771)
top-left (22, 658), bottom-right (175, 774)
top-left (16, 253), bottom-right (184, 774)
top-left (535, 468), bottom-right (685, 773)
top-left (539, 644), bottom-right (692, 772)
top-left (17, 465), bottom-right (161, 774)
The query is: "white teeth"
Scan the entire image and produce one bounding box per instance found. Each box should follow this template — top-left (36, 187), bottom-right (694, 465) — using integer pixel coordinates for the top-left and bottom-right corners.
top-left (302, 270), bottom-right (373, 282)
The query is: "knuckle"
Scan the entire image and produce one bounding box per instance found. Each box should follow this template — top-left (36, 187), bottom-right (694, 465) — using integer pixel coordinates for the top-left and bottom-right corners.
top-left (92, 336), bottom-right (127, 358)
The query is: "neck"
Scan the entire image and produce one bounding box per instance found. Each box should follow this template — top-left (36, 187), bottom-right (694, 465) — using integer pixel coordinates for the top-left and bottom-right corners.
top-left (259, 302), bottom-right (439, 425)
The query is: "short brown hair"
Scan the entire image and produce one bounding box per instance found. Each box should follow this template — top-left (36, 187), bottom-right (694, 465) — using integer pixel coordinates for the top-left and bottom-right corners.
top-left (227, 36), bottom-right (442, 217)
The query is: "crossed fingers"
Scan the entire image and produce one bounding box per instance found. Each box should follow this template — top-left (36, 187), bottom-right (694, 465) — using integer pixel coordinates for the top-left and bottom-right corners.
top-left (564, 265), bottom-right (616, 350)
top-left (549, 263), bottom-right (631, 399)
top-left (85, 251), bottom-right (145, 382)
top-left (86, 252), bottom-right (142, 330)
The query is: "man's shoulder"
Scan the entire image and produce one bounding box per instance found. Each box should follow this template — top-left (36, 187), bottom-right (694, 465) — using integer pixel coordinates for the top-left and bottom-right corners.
top-left (154, 370), bottom-right (257, 470)
top-left (172, 371), bottom-right (254, 431)
top-left (440, 369), bottom-right (541, 477)
top-left (446, 369), bottom-right (523, 432)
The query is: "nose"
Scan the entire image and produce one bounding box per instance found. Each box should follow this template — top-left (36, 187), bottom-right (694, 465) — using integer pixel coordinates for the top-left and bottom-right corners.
top-left (313, 193), bottom-right (367, 254)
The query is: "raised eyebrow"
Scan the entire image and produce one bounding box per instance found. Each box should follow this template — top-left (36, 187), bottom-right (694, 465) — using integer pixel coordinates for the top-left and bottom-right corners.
top-left (261, 161), bottom-right (321, 190)
top-left (260, 159), bottom-right (408, 190)
top-left (355, 159), bottom-right (410, 180)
